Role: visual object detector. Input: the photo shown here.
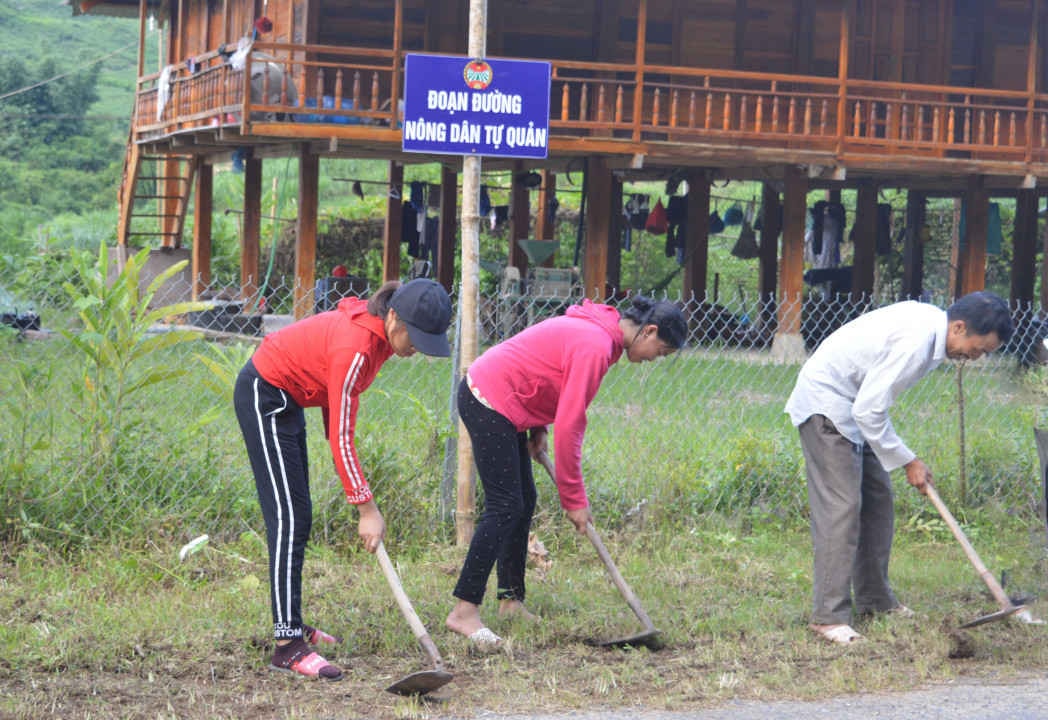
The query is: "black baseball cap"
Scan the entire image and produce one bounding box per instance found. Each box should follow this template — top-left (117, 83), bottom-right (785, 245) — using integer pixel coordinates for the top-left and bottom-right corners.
top-left (389, 279), bottom-right (453, 357)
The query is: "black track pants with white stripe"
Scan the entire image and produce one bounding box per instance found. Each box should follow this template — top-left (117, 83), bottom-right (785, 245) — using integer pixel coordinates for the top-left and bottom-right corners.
top-left (234, 359), bottom-right (312, 641)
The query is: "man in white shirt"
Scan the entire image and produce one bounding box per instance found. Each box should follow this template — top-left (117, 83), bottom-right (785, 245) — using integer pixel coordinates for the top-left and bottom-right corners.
top-left (785, 291), bottom-right (1013, 645)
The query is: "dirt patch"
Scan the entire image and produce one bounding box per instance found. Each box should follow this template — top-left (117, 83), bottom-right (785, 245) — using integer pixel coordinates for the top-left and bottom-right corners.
top-left (0, 636), bottom-right (1033, 720)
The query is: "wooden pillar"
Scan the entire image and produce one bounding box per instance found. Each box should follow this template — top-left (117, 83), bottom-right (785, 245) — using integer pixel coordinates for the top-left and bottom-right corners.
top-left (851, 182), bottom-right (877, 303)
top-left (437, 164), bottom-right (457, 291)
top-left (294, 146), bottom-right (319, 319)
top-left (949, 197), bottom-right (962, 298)
top-left (901, 190), bottom-right (926, 300)
top-left (510, 161), bottom-right (530, 276)
top-left (959, 178), bottom-right (989, 297)
top-left (607, 176), bottom-right (623, 292)
top-left (1012, 189), bottom-right (1038, 308)
top-left (682, 171), bottom-right (710, 303)
top-left (772, 165), bottom-right (808, 362)
top-left (241, 156), bottom-right (262, 302)
top-left (161, 157), bottom-right (183, 248)
top-left (382, 161), bottom-right (403, 283)
top-left (534, 170), bottom-right (557, 268)
top-left (758, 181), bottom-right (781, 327)
top-left (191, 159), bottom-right (212, 301)
top-left (582, 156), bottom-right (613, 299)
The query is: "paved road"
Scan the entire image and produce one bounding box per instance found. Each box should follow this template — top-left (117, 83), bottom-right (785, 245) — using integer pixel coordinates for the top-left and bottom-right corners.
top-left (467, 675), bottom-right (1048, 720)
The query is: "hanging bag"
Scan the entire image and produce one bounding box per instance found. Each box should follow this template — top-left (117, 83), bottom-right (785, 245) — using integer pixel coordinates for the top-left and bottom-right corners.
top-left (731, 204), bottom-right (760, 259)
top-left (645, 198), bottom-right (668, 235)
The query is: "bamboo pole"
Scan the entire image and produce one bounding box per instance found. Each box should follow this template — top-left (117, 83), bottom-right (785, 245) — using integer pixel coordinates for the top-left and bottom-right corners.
top-left (455, 0), bottom-right (487, 546)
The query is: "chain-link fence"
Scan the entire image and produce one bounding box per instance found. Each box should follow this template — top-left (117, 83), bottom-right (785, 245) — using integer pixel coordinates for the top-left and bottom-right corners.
top-left (1, 260), bottom-right (1046, 548)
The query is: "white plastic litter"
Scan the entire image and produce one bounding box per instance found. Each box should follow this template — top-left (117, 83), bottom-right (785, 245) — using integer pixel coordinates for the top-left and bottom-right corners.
top-left (179, 534), bottom-right (210, 562)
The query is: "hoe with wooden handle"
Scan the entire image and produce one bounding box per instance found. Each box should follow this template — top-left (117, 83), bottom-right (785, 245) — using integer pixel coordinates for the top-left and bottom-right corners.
top-left (924, 483), bottom-right (1026, 628)
top-left (536, 451), bottom-right (662, 649)
top-left (375, 542), bottom-right (454, 695)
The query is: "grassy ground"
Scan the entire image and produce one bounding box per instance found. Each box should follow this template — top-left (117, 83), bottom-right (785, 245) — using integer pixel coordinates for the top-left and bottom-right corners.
top-left (2, 513), bottom-right (1047, 720)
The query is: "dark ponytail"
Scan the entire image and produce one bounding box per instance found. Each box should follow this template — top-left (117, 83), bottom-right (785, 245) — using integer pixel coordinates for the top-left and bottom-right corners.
top-left (366, 280), bottom-right (401, 317)
top-left (622, 295), bottom-right (687, 349)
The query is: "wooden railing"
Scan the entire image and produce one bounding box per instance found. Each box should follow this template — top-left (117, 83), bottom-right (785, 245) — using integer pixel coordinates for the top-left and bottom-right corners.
top-left (132, 44), bottom-right (1048, 167)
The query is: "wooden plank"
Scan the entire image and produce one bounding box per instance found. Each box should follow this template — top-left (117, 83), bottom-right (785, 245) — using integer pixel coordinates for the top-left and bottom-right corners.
top-left (510, 160), bottom-right (530, 276)
top-left (607, 175), bottom-right (623, 291)
top-left (382, 161), bottom-right (403, 283)
top-left (582, 156), bottom-right (612, 298)
top-left (682, 170), bottom-right (710, 302)
top-left (295, 146), bottom-right (319, 319)
top-left (191, 158), bottom-right (212, 300)
top-left (758, 180), bottom-right (780, 326)
top-left (1011, 188), bottom-right (1038, 307)
top-left (851, 182), bottom-right (877, 302)
top-left (778, 165), bottom-right (806, 334)
top-left (437, 164), bottom-right (457, 290)
top-left (959, 177), bottom-right (989, 296)
top-left (241, 156), bottom-right (262, 302)
top-left (901, 189), bottom-right (926, 300)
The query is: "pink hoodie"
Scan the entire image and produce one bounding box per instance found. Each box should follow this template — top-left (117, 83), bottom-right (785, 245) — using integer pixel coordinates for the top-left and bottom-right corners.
top-left (466, 300), bottom-right (624, 510)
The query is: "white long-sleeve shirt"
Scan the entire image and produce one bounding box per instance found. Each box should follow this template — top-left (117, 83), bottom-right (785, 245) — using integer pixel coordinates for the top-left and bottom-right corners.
top-left (785, 301), bottom-right (948, 471)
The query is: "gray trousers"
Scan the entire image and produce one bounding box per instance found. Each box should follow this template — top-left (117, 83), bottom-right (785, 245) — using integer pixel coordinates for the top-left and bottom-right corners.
top-left (798, 414), bottom-right (899, 625)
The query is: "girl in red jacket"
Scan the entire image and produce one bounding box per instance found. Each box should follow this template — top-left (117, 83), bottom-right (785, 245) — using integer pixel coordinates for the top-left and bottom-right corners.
top-left (445, 295), bottom-right (686, 646)
top-left (234, 278), bottom-right (452, 680)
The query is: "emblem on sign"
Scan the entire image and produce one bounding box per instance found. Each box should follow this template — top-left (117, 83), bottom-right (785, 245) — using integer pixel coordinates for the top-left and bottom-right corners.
top-left (464, 59), bottom-right (493, 90)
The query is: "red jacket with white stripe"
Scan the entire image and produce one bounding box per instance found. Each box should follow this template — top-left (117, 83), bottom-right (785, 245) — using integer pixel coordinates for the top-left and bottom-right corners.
top-left (251, 297), bottom-right (393, 504)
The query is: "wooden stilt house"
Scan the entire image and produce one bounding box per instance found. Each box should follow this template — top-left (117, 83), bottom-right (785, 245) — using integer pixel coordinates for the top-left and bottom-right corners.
top-left (73, 0), bottom-right (1047, 352)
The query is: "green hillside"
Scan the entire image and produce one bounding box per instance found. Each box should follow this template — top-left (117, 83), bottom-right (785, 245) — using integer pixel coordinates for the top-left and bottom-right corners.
top-left (0, 0), bottom-right (149, 131)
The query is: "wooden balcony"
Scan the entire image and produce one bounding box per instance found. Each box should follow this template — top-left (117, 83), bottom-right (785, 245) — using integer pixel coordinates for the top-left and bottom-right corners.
top-left (134, 41), bottom-right (1048, 185)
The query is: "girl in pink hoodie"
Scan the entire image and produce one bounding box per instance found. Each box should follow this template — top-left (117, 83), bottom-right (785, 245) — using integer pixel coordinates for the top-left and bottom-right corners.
top-left (446, 296), bottom-right (686, 645)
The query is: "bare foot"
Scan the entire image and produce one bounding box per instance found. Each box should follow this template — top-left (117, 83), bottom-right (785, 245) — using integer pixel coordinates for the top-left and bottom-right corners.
top-left (446, 599), bottom-right (487, 638)
top-left (498, 599), bottom-right (541, 622)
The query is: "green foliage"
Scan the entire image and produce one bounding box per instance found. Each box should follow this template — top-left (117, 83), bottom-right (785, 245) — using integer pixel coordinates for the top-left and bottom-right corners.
top-left (60, 244), bottom-right (209, 466)
top-left (0, 340), bottom-right (55, 540)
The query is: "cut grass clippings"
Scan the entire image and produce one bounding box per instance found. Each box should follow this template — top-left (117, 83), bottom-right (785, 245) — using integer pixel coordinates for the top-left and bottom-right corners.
top-left (1, 515), bottom-right (1047, 720)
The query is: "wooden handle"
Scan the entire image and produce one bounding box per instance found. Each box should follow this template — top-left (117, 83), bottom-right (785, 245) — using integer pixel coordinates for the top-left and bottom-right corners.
top-left (376, 542), bottom-right (445, 667)
top-left (584, 522), bottom-right (657, 633)
top-left (535, 451), bottom-right (656, 633)
top-left (925, 483), bottom-right (1013, 610)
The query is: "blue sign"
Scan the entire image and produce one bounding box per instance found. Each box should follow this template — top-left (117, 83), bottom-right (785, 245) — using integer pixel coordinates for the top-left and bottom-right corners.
top-left (402, 54), bottom-right (551, 159)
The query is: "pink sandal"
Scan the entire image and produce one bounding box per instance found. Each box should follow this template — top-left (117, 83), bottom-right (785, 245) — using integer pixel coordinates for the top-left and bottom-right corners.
top-left (270, 638), bottom-right (343, 680)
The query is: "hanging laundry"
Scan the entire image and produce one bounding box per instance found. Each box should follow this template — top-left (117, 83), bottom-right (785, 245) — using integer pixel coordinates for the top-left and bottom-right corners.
top-left (723, 202), bottom-right (745, 227)
top-left (666, 195), bottom-right (687, 258)
top-left (427, 183), bottom-right (441, 209)
top-left (806, 201), bottom-right (845, 268)
top-left (409, 181), bottom-right (425, 212)
top-left (625, 194), bottom-right (650, 230)
top-left (479, 184), bottom-right (492, 216)
top-left (352, 181), bottom-right (364, 199)
top-left (708, 210), bottom-right (725, 234)
top-left (731, 204), bottom-right (760, 260)
top-left (420, 216), bottom-right (440, 263)
top-left (645, 198), bottom-right (668, 234)
top-left (960, 200), bottom-right (1005, 256)
top-left (491, 205), bottom-right (510, 231)
top-left (401, 203), bottom-right (420, 257)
